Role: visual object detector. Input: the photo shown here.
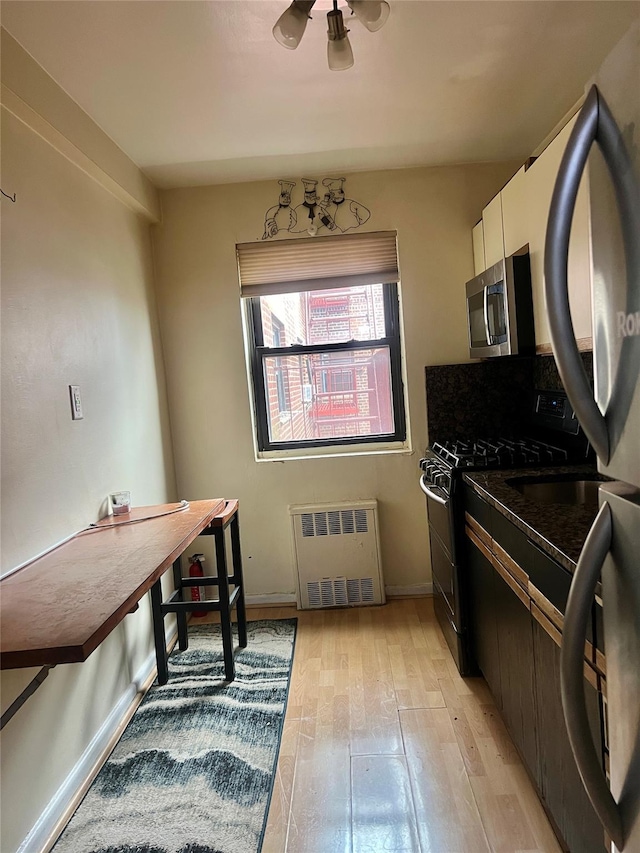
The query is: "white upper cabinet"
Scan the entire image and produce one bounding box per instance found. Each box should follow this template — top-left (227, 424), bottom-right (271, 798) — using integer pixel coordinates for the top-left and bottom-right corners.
top-left (472, 113), bottom-right (593, 350)
top-left (481, 194), bottom-right (505, 269)
top-left (522, 115), bottom-right (592, 348)
top-left (501, 165), bottom-right (528, 258)
top-left (472, 221), bottom-right (485, 276)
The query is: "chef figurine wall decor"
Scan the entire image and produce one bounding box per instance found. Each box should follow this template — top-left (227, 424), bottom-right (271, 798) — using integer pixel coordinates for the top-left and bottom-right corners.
top-left (261, 176), bottom-right (371, 238)
top-left (291, 178), bottom-right (322, 235)
top-left (321, 177), bottom-right (371, 232)
top-left (262, 179), bottom-right (297, 239)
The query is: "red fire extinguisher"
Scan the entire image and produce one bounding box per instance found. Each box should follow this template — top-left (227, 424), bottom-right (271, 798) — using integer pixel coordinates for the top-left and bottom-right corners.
top-left (188, 553), bottom-right (206, 618)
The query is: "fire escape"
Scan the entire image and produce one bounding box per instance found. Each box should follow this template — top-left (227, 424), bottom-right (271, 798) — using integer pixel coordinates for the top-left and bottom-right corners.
top-left (306, 291), bottom-right (386, 437)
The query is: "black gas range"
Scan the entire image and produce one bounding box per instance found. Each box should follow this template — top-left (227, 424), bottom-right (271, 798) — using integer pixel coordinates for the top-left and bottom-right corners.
top-left (422, 436), bottom-right (572, 494)
top-left (419, 389), bottom-right (591, 674)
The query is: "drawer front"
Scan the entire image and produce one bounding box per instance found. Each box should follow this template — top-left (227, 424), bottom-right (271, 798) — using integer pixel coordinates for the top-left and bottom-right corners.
top-left (529, 541), bottom-right (595, 648)
top-left (491, 510), bottom-right (533, 573)
top-left (430, 527), bottom-right (457, 622)
top-left (528, 542), bottom-right (572, 616)
top-left (463, 485), bottom-right (493, 534)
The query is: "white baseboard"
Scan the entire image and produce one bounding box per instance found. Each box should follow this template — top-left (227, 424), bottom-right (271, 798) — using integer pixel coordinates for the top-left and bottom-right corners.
top-left (385, 583), bottom-right (433, 598)
top-left (245, 593), bottom-right (297, 607)
top-left (20, 629), bottom-right (177, 853)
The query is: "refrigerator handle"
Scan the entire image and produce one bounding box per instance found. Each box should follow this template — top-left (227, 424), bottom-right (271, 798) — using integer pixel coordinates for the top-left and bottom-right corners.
top-left (546, 84), bottom-right (640, 464)
top-left (560, 502), bottom-right (624, 850)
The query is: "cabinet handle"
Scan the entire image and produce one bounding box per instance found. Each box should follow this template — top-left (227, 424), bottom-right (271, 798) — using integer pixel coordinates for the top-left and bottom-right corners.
top-left (464, 512), bottom-right (491, 547)
top-left (545, 84), bottom-right (640, 464)
top-left (466, 525), bottom-right (493, 564)
top-left (561, 501), bottom-right (624, 849)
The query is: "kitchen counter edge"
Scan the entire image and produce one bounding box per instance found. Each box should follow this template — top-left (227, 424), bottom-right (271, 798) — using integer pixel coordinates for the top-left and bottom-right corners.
top-left (462, 465), bottom-right (603, 573)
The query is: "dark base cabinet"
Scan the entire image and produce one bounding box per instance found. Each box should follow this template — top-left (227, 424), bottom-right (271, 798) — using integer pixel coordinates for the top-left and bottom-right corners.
top-left (493, 569), bottom-right (539, 782)
top-left (464, 484), bottom-right (607, 853)
top-left (467, 538), bottom-right (501, 703)
top-left (468, 536), bottom-right (539, 784)
top-left (532, 617), bottom-right (605, 853)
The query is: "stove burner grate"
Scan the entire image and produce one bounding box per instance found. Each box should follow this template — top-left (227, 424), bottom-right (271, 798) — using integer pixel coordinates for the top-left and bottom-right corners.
top-left (431, 437), bottom-right (568, 469)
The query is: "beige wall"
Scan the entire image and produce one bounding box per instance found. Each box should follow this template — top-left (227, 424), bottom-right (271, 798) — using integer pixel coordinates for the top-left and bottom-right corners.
top-left (0, 84), bottom-right (175, 853)
top-left (1, 29), bottom-right (160, 220)
top-left (152, 162), bottom-right (517, 597)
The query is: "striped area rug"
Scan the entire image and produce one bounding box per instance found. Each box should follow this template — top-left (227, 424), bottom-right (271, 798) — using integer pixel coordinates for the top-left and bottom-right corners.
top-left (53, 619), bottom-right (297, 853)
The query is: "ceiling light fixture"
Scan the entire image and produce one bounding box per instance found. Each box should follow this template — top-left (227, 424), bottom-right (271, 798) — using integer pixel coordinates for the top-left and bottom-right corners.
top-left (272, 0), bottom-right (390, 71)
top-left (273, 0), bottom-right (316, 50)
top-left (326, 2), bottom-right (353, 71)
top-left (346, 0), bottom-right (391, 32)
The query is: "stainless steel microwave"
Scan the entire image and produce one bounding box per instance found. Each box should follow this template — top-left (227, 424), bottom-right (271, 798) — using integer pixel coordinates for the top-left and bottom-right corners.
top-left (465, 247), bottom-right (535, 358)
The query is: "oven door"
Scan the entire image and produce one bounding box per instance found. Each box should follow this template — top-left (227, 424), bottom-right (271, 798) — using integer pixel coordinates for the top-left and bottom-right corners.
top-left (419, 475), bottom-right (451, 549)
top-left (420, 472), bottom-right (472, 675)
top-left (420, 475), bottom-right (456, 616)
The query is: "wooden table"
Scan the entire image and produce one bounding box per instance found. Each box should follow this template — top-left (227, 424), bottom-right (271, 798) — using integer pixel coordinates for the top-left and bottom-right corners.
top-left (0, 500), bottom-right (225, 669)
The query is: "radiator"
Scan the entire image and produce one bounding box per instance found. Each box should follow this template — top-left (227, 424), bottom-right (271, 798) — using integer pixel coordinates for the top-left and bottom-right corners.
top-left (289, 500), bottom-right (385, 609)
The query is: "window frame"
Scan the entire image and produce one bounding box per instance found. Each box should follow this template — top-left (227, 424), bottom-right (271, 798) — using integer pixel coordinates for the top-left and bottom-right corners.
top-left (248, 282), bottom-right (406, 452)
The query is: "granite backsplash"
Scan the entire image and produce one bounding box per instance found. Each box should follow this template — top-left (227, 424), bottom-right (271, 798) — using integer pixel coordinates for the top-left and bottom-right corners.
top-left (533, 349), bottom-right (593, 390)
top-left (425, 351), bottom-right (593, 445)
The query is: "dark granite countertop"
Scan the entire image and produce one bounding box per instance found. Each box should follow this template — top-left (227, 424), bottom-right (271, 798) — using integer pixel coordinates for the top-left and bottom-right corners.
top-left (463, 465), bottom-right (608, 573)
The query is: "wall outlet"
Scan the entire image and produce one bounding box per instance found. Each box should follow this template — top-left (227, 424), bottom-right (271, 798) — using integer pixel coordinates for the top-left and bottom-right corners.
top-left (69, 385), bottom-right (83, 420)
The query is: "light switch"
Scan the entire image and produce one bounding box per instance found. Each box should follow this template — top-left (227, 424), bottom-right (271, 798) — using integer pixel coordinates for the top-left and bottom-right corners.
top-left (69, 385), bottom-right (83, 420)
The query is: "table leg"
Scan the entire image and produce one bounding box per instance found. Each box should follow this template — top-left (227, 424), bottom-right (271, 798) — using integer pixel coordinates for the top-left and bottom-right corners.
top-left (231, 512), bottom-right (248, 649)
top-left (172, 558), bottom-right (188, 651)
top-left (215, 527), bottom-right (235, 682)
top-left (150, 579), bottom-right (169, 685)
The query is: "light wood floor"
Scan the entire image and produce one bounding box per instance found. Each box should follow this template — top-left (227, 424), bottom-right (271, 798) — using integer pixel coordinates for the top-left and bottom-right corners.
top-left (236, 598), bottom-right (563, 853)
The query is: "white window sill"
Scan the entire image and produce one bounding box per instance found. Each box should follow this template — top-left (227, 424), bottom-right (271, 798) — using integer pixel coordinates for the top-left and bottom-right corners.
top-left (255, 440), bottom-right (413, 463)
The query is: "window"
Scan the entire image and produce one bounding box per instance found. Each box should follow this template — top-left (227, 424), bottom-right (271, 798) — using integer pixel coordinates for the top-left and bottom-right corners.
top-left (238, 232), bottom-right (406, 453)
top-left (270, 317), bottom-right (289, 414)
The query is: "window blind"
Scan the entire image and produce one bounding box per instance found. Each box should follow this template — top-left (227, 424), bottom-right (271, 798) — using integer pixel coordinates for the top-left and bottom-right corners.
top-left (237, 230), bottom-right (399, 297)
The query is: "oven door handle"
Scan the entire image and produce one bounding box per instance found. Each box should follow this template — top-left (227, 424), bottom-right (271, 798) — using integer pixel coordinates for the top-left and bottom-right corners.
top-left (419, 476), bottom-right (449, 506)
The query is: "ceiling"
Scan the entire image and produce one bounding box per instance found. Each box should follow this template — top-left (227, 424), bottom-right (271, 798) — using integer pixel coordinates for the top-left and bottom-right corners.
top-left (2, 1), bottom-right (638, 187)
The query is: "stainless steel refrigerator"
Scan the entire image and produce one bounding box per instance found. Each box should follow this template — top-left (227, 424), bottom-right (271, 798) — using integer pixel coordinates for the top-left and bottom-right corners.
top-left (545, 18), bottom-right (640, 853)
